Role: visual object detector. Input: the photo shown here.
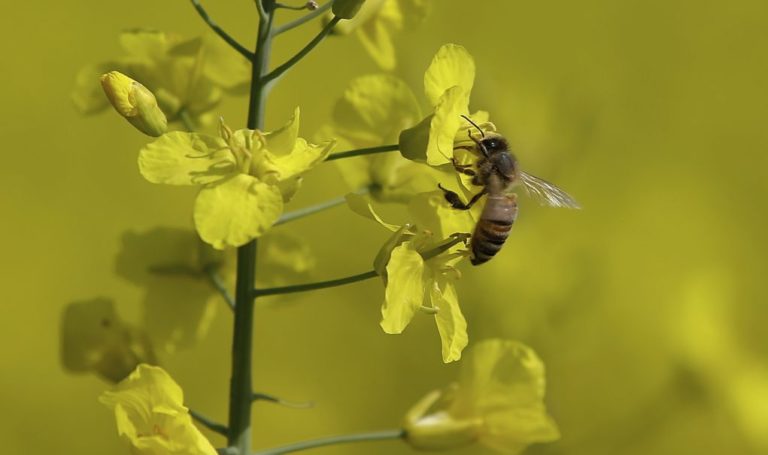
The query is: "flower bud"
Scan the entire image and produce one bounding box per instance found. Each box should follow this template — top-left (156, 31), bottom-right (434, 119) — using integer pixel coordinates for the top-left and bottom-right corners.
top-left (332, 0), bottom-right (367, 19)
top-left (403, 389), bottom-right (482, 451)
top-left (100, 71), bottom-right (168, 137)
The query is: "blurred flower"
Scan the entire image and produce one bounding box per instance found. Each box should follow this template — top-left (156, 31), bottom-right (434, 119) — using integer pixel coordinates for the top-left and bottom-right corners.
top-left (399, 43), bottom-right (496, 168)
top-left (115, 227), bottom-right (230, 353)
top-left (100, 71), bottom-right (168, 136)
top-left (328, 0), bottom-right (430, 70)
top-left (60, 298), bottom-right (156, 383)
top-left (317, 74), bottom-right (442, 202)
top-left (139, 108), bottom-right (334, 249)
top-left (404, 339), bottom-right (560, 453)
top-left (100, 364), bottom-right (217, 455)
top-left (72, 30), bottom-right (249, 128)
top-left (347, 193), bottom-right (471, 362)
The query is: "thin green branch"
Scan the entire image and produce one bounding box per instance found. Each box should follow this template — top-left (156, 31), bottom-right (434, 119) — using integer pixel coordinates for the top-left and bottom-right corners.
top-left (190, 0), bottom-right (253, 59)
top-left (206, 267), bottom-right (235, 310)
top-left (255, 0), bottom-right (268, 20)
top-left (190, 409), bottom-right (229, 436)
top-left (262, 15), bottom-right (341, 84)
top-left (324, 144), bottom-right (399, 162)
top-left (273, 1), bottom-right (334, 36)
top-left (274, 187), bottom-right (368, 226)
top-left (253, 269), bottom-right (378, 297)
top-left (178, 109), bottom-right (197, 132)
top-left (253, 429), bottom-right (405, 455)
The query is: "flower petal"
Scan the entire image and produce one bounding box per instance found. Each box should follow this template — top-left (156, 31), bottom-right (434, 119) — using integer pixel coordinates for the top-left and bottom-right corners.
top-left (333, 74), bottom-right (421, 144)
top-left (428, 86), bottom-right (470, 166)
top-left (424, 44), bottom-right (475, 107)
top-left (264, 107), bottom-right (301, 156)
top-left (345, 192), bottom-right (400, 231)
top-left (408, 190), bottom-right (476, 240)
top-left (119, 30), bottom-right (172, 61)
top-left (431, 278), bottom-right (468, 363)
top-left (193, 174), bottom-right (284, 249)
top-left (139, 132), bottom-right (234, 185)
top-left (268, 138), bottom-right (335, 181)
top-left (381, 242), bottom-right (425, 334)
top-left (100, 365), bottom-right (218, 455)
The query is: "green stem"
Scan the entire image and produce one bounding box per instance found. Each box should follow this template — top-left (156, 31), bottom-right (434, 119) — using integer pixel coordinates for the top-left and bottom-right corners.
top-left (272, 1), bottom-right (334, 36)
top-left (190, 409), bottom-right (229, 436)
top-left (253, 270), bottom-right (378, 297)
top-left (227, 2), bottom-right (275, 453)
top-left (262, 15), bottom-right (341, 84)
top-left (324, 144), bottom-right (399, 162)
top-left (253, 429), bottom-right (405, 454)
top-left (190, 0), bottom-right (253, 59)
top-left (274, 187), bottom-right (368, 226)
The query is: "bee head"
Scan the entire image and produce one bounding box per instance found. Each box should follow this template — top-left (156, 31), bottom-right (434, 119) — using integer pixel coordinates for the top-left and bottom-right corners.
top-left (480, 133), bottom-right (509, 154)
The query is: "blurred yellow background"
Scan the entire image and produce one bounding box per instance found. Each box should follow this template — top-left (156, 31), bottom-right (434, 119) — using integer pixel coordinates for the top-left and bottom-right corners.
top-left (2, 0), bottom-right (768, 454)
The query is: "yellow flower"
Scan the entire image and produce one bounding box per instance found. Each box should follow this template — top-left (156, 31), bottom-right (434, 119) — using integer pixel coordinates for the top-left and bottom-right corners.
top-left (317, 74), bottom-right (442, 202)
top-left (100, 71), bottom-right (168, 136)
top-left (399, 43), bottom-right (496, 168)
top-left (347, 193), bottom-right (470, 362)
top-left (139, 108), bottom-right (334, 249)
top-left (61, 298), bottom-right (157, 383)
top-left (100, 364), bottom-right (217, 455)
top-left (329, 0), bottom-right (430, 70)
top-left (73, 30), bottom-right (249, 127)
top-left (404, 339), bottom-right (560, 453)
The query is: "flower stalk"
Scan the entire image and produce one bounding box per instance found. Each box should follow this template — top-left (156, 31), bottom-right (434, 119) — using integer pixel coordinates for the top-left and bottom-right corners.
top-left (253, 429), bottom-right (405, 455)
top-left (226, 1), bottom-right (276, 452)
top-left (190, 0), bottom-right (253, 59)
top-left (325, 144), bottom-right (399, 162)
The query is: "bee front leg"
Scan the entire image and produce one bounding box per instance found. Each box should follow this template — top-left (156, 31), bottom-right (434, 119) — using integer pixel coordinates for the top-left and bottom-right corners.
top-left (437, 184), bottom-right (487, 210)
top-left (450, 158), bottom-right (476, 177)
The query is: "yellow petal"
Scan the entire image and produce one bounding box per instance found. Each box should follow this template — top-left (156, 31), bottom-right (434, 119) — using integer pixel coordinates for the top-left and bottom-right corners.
top-left (139, 132), bottom-right (234, 186)
top-left (100, 365), bottom-right (218, 455)
top-left (424, 44), bottom-right (475, 107)
top-left (452, 340), bottom-right (560, 452)
top-left (200, 34), bottom-right (250, 93)
top-left (333, 74), bottom-right (421, 144)
top-left (374, 224), bottom-right (416, 278)
top-left (356, 8), bottom-right (399, 70)
top-left (345, 192), bottom-right (400, 231)
top-left (428, 86), bottom-right (470, 166)
top-left (268, 138), bottom-right (335, 181)
top-left (264, 107), bottom-right (301, 156)
top-left (430, 278), bottom-right (468, 363)
top-left (381, 242), bottom-right (425, 334)
top-left (193, 174), bottom-right (284, 249)
top-left (119, 29), bottom-right (172, 60)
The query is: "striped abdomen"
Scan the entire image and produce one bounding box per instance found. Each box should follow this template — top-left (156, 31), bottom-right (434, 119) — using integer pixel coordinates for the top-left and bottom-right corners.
top-left (470, 194), bottom-right (518, 265)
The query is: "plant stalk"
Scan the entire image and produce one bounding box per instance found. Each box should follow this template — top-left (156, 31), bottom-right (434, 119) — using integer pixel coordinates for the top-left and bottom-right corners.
top-left (227, 1), bottom-right (275, 453)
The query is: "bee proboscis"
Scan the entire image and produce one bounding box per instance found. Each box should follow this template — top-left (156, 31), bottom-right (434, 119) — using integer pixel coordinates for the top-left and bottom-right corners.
top-left (438, 116), bottom-right (580, 266)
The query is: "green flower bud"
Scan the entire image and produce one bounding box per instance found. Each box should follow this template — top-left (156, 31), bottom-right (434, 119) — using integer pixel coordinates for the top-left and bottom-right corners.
top-left (100, 71), bottom-right (168, 137)
top-left (332, 0), bottom-right (367, 19)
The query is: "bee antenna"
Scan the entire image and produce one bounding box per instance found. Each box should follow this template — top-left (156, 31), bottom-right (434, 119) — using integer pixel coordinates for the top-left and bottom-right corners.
top-left (461, 115), bottom-right (485, 138)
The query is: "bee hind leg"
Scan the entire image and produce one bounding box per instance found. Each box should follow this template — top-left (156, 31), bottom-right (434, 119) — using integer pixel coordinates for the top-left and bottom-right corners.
top-left (437, 184), bottom-right (487, 210)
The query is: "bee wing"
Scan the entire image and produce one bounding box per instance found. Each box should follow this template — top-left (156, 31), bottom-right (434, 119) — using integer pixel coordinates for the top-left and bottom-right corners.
top-left (518, 171), bottom-right (581, 209)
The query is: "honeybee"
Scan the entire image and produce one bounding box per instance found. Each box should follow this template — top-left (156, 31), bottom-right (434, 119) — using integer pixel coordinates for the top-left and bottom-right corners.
top-left (438, 116), bottom-right (580, 265)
